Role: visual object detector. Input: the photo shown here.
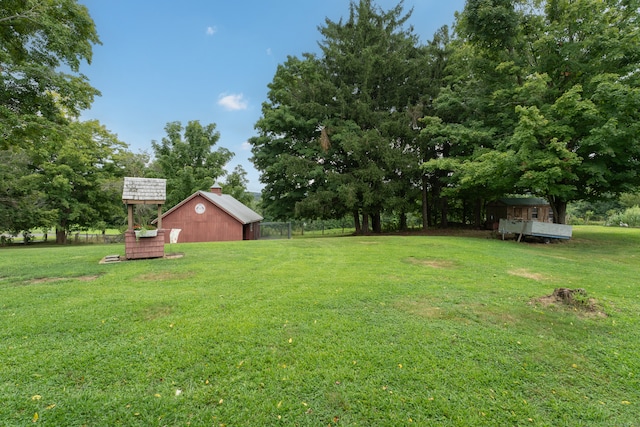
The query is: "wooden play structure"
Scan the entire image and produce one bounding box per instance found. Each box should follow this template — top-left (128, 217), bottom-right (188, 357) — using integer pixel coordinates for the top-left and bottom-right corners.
top-left (122, 177), bottom-right (167, 260)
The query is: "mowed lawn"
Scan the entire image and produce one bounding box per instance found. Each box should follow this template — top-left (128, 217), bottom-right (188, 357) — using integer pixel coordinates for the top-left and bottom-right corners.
top-left (1, 227), bottom-right (639, 426)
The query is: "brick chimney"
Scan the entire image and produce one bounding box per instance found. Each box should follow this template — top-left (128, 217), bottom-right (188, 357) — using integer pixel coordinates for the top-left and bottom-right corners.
top-left (210, 183), bottom-right (222, 195)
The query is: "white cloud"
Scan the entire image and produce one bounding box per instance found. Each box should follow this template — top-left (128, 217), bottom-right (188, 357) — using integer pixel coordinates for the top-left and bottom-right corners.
top-left (218, 93), bottom-right (248, 111)
top-left (206, 26), bottom-right (217, 36)
top-left (241, 141), bottom-right (252, 151)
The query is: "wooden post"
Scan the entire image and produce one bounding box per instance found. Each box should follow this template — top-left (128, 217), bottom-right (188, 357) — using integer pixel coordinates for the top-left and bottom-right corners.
top-left (157, 204), bottom-right (163, 229)
top-left (127, 205), bottom-right (134, 230)
top-left (517, 221), bottom-right (526, 242)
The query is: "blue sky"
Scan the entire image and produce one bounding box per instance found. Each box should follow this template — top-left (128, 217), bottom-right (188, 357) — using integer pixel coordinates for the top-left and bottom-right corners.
top-left (79, 0), bottom-right (466, 192)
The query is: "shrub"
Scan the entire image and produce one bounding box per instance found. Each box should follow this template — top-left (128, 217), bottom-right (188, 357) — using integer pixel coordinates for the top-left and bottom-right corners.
top-left (607, 205), bottom-right (640, 227)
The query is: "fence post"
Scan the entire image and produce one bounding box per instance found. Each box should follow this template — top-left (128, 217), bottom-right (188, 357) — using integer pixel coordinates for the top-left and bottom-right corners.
top-left (288, 222), bottom-right (292, 239)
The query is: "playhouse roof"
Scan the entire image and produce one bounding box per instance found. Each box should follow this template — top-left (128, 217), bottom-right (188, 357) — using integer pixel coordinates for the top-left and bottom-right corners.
top-left (490, 197), bottom-right (549, 206)
top-left (122, 177), bottom-right (166, 204)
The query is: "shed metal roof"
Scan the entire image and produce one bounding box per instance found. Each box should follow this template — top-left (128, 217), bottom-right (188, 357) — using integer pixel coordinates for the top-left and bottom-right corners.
top-left (159, 190), bottom-right (263, 225)
top-left (199, 191), bottom-right (263, 224)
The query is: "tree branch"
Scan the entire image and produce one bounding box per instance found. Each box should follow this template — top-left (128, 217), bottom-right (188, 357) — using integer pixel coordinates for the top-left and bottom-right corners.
top-left (0, 6), bottom-right (41, 25)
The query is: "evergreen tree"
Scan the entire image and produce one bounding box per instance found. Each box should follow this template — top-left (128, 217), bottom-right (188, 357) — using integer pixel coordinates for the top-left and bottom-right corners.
top-left (251, 0), bottom-right (426, 233)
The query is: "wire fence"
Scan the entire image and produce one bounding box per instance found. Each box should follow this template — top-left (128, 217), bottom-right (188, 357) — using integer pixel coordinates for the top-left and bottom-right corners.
top-left (259, 221), bottom-right (355, 239)
top-left (260, 222), bottom-right (292, 240)
top-left (1, 232), bottom-right (124, 246)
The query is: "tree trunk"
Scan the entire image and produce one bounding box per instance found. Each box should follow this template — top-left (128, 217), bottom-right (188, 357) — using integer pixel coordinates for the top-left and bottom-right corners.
top-left (549, 197), bottom-right (568, 224)
top-left (421, 175), bottom-right (429, 231)
top-left (361, 212), bottom-right (370, 235)
top-left (462, 200), bottom-right (467, 225)
top-left (55, 227), bottom-right (67, 244)
top-left (440, 196), bottom-right (449, 228)
top-left (474, 198), bottom-right (483, 228)
top-left (432, 177), bottom-right (442, 227)
top-left (353, 210), bottom-right (361, 234)
top-left (399, 212), bottom-right (407, 231)
top-left (372, 211), bottom-right (382, 233)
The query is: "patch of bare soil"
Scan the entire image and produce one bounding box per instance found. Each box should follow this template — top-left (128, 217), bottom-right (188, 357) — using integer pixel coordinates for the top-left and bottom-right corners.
top-left (395, 298), bottom-right (517, 326)
top-left (30, 275), bottom-right (99, 284)
top-left (398, 299), bottom-right (445, 318)
top-left (405, 257), bottom-right (456, 269)
top-left (508, 268), bottom-right (548, 281)
top-left (137, 271), bottom-right (194, 281)
top-left (30, 278), bottom-right (61, 284)
top-left (100, 252), bottom-right (184, 264)
top-left (164, 252), bottom-right (184, 259)
top-left (530, 288), bottom-right (607, 318)
top-left (141, 304), bottom-right (173, 320)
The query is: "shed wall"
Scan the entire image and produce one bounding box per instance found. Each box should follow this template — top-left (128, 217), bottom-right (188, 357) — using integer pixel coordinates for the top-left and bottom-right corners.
top-left (243, 222), bottom-right (261, 240)
top-left (503, 205), bottom-right (552, 222)
top-left (161, 195), bottom-right (243, 243)
top-left (486, 203), bottom-right (553, 228)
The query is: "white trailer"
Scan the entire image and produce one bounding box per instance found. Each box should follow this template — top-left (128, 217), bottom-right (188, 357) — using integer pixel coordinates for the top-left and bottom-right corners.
top-left (499, 219), bottom-right (572, 242)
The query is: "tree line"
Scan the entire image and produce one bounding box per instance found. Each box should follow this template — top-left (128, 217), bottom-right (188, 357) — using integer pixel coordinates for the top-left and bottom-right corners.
top-left (250, 0), bottom-right (640, 232)
top-left (3, 0), bottom-right (640, 242)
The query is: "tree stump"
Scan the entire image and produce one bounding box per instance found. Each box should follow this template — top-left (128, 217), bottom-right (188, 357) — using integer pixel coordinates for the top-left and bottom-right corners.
top-left (552, 288), bottom-right (586, 305)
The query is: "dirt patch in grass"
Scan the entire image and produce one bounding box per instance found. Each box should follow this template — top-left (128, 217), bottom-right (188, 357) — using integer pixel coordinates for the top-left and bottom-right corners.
top-left (29, 275), bottom-right (100, 284)
top-left (395, 298), bottom-right (519, 326)
top-left (141, 304), bottom-right (173, 321)
top-left (77, 275), bottom-right (100, 281)
top-left (398, 299), bottom-right (446, 318)
top-left (164, 252), bottom-right (184, 259)
top-left (137, 271), bottom-right (194, 281)
top-left (530, 288), bottom-right (607, 318)
top-left (508, 268), bottom-right (547, 281)
top-left (405, 257), bottom-right (457, 269)
top-left (475, 308), bottom-right (518, 326)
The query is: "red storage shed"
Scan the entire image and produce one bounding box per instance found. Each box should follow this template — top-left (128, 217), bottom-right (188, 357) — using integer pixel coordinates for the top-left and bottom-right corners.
top-left (159, 184), bottom-right (262, 243)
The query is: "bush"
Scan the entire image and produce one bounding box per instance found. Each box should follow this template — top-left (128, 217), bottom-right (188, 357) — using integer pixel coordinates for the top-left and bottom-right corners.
top-left (607, 205), bottom-right (640, 227)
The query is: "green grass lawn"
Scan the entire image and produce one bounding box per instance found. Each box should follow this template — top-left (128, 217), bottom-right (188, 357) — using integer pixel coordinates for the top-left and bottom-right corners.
top-left (1, 226), bottom-right (639, 426)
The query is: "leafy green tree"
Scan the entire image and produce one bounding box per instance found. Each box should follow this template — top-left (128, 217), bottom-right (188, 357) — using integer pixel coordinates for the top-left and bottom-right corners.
top-left (116, 150), bottom-right (152, 178)
top-left (0, 0), bottom-right (100, 149)
top-left (222, 165), bottom-right (254, 206)
top-left (418, 26), bottom-right (504, 227)
top-left (434, 0), bottom-right (640, 224)
top-left (29, 120), bottom-right (127, 243)
top-left (608, 206), bottom-right (640, 227)
top-left (620, 193), bottom-right (640, 209)
top-left (151, 120), bottom-right (233, 209)
top-left (512, 0), bottom-right (640, 223)
top-left (567, 198), bottom-right (621, 223)
top-left (0, 148), bottom-right (56, 236)
top-left (0, 119), bottom-right (127, 242)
